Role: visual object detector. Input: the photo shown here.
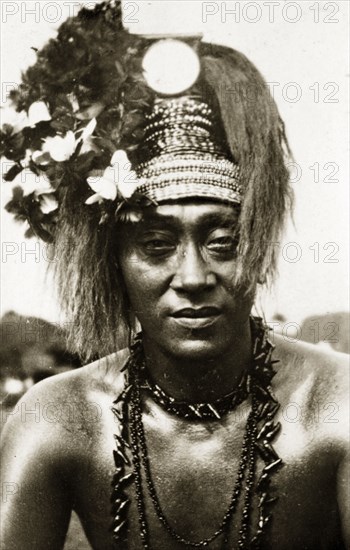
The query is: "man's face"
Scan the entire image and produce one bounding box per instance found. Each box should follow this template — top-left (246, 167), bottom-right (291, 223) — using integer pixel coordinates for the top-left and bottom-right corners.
top-left (118, 201), bottom-right (255, 360)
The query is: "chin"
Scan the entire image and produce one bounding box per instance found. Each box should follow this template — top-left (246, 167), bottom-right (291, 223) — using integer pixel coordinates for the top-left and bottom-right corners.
top-left (164, 334), bottom-right (227, 361)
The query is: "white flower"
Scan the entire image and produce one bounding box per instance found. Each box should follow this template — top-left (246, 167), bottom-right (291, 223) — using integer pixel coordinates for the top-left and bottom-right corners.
top-left (66, 93), bottom-right (80, 113)
top-left (80, 137), bottom-right (98, 155)
top-left (110, 150), bottom-right (139, 199)
top-left (77, 118), bottom-right (97, 154)
top-left (35, 184), bottom-right (58, 214)
top-left (28, 101), bottom-right (51, 127)
top-left (32, 119), bottom-right (97, 164)
top-left (86, 150), bottom-right (139, 205)
top-left (79, 118), bottom-right (97, 141)
top-left (38, 193), bottom-right (59, 214)
top-left (1, 107), bottom-right (28, 133)
top-left (35, 182), bottom-right (56, 196)
top-left (86, 166), bottom-right (118, 204)
top-left (12, 169), bottom-right (57, 213)
top-left (31, 150), bottom-right (51, 165)
top-left (1, 101), bottom-right (51, 134)
top-left (42, 131), bottom-right (76, 162)
top-left (13, 173), bottom-right (49, 197)
top-left (110, 150), bottom-right (127, 165)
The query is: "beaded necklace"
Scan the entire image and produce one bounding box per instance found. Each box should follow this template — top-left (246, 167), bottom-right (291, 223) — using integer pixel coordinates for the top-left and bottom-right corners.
top-left (111, 317), bottom-right (283, 549)
top-left (139, 364), bottom-right (249, 420)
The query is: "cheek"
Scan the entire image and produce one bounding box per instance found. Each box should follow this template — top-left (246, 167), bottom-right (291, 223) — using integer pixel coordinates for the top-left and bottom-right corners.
top-left (121, 263), bottom-right (167, 331)
top-left (211, 261), bottom-right (238, 294)
top-left (120, 257), bottom-right (145, 298)
top-left (220, 267), bottom-right (236, 291)
top-left (119, 253), bottom-right (166, 311)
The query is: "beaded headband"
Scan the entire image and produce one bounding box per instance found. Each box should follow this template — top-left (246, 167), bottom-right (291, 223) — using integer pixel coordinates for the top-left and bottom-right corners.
top-left (135, 95), bottom-right (242, 204)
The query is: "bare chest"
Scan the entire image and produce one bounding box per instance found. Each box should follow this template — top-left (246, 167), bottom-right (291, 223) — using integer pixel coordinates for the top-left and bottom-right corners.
top-left (71, 404), bottom-right (343, 550)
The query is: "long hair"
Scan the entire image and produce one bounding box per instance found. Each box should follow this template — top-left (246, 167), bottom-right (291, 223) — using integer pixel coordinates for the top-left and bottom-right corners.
top-left (200, 42), bottom-right (293, 288)
top-left (5, 3), bottom-right (293, 361)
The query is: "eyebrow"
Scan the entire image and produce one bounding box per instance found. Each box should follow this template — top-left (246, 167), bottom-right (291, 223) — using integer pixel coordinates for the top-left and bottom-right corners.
top-left (140, 210), bottom-right (240, 229)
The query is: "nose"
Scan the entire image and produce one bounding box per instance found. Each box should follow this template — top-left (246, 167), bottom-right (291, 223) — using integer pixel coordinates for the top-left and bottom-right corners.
top-left (170, 244), bottom-right (216, 294)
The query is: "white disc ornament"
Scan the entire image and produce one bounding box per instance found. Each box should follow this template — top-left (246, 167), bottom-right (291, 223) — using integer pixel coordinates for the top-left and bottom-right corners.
top-left (142, 39), bottom-right (201, 96)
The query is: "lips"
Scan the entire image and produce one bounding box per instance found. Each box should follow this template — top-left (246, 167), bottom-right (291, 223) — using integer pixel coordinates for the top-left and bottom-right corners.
top-left (172, 307), bottom-right (220, 318)
top-left (171, 307), bottom-right (221, 329)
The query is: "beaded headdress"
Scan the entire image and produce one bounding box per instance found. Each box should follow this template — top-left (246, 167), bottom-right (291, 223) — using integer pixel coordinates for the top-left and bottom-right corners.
top-left (135, 96), bottom-right (241, 205)
top-left (132, 38), bottom-right (242, 205)
top-left (1, 0), bottom-right (292, 359)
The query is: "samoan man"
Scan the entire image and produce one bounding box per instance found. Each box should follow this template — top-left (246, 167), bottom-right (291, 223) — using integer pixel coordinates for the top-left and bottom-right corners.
top-left (1, 2), bottom-right (348, 549)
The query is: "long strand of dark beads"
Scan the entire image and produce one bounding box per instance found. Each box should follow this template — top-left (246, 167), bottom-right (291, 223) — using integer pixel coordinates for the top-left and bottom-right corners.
top-left (129, 368), bottom-right (150, 549)
top-left (221, 515), bottom-right (232, 548)
top-left (221, 395), bottom-right (258, 550)
top-left (133, 364), bottom-right (257, 548)
top-left (238, 395), bottom-right (258, 548)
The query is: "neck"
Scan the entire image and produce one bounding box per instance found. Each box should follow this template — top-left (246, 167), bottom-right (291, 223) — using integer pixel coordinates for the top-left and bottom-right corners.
top-left (141, 320), bottom-right (252, 403)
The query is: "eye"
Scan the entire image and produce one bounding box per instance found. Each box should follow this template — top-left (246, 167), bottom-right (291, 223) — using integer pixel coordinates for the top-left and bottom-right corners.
top-left (141, 236), bottom-right (176, 255)
top-left (206, 234), bottom-right (238, 255)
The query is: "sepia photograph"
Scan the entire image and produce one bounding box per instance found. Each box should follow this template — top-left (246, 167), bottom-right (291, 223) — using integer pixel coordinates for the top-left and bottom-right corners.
top-left (1, 1), bottom-right (349, 548)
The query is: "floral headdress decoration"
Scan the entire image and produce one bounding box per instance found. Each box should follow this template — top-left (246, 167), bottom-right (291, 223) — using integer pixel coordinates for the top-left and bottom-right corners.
top-left (1, 1), bottom-right (160, 241)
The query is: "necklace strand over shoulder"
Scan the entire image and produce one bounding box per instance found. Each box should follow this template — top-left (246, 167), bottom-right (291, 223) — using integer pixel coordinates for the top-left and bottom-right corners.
top-left (110, 317), bottom-right (283, 549)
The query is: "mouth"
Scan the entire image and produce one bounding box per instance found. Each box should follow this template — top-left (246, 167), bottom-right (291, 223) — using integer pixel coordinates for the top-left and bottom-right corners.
top-left (170, 307), bottom-right (221, 329)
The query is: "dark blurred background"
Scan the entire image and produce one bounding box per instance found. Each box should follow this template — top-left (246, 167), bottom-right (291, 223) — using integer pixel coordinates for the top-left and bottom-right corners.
top-left (0, 311), bottom-right (89, 548)
top-left (0, 310), bottom-right (81, 407)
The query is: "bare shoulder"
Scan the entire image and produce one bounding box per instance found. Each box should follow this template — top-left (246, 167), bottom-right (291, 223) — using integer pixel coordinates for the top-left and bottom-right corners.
top-left (0, 349), bottom-right (130, 548)
top-left (1, 348), bottom-right (129, 454)
top-left (273, 334), bottom-right (349, 398)
top-left (272, 334), bottom-right (349, 442)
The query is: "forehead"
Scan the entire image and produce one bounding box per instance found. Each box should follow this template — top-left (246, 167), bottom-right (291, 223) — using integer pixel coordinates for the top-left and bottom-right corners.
top-left (139, 200), bottom-right (240, 226)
